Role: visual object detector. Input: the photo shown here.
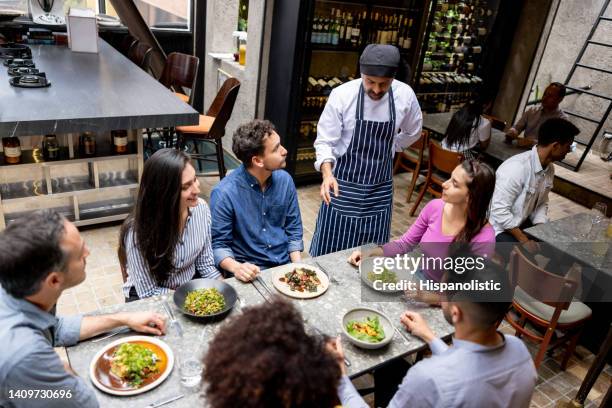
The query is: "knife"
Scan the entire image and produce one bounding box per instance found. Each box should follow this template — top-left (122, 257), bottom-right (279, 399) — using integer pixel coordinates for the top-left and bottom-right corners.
top-left (144, 393), bottom-right (184, 408)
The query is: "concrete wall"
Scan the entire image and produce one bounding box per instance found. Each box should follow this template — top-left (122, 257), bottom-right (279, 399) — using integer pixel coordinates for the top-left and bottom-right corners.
top-left (203, 0), bottom-right (270, 153)
top-left (514, 0), bottom-right (612, 151)
top-left (492, 0), bottom-right (554, 123)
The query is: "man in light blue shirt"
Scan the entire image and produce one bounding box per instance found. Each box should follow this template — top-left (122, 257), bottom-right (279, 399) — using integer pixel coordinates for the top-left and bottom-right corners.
top-left (0, 211), bottom-right (167, 408)
top-left (329, 262), bottom-right (538, 408)
top-left (210, 119), bottom-right (303, 282)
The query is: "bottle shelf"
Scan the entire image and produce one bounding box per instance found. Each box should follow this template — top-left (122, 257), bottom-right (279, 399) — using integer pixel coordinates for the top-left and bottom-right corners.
top-left (0, 142), bottom-right (138, 168)
top-left (308, 43), bottom-right (362, 52)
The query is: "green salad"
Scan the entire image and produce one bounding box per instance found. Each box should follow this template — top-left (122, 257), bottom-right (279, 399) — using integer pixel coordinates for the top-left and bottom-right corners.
top-left (184, 288), bottom-right (226, 316)
top-left (346, 316), bottom-right (386, 343)
top-left (367, 267), bottom-right (398, 284)
top-left (110, 343), bottom-right (159, 386)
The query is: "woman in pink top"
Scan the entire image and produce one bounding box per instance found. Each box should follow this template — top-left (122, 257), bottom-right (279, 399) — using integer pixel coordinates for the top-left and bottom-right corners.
top-left (348, 159), bottom-right (496, 272)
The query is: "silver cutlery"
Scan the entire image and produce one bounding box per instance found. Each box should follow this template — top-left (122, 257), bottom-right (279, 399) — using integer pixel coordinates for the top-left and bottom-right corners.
top-left (313, 258), bottom-right (340, 285)
top-left (255, 275), bottom-right (274, 297)
top-left (305, 320), bottom-right (351, 367)
top-left (144, 393), bottom-right (184, 408)
top-left (374, 305), bottom-right (411, 345)
top-left (91, 326), bottom-right (130, 343)
top-left (161, 296), bottom-right (183, 338)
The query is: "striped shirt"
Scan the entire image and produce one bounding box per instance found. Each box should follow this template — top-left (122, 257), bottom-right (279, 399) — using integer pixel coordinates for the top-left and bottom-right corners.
top-left (122, 198), bottom-right (221, 299)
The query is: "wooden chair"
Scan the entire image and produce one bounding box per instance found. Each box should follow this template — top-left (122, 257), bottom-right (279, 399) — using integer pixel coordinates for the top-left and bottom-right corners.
top-left (120, 34), bottom-right (138, 55)
top-left (127, 41), bottom-right (152, 71)
top-left (393, 130), bottom-right (429, 203)
top-left (505, 248), bottom-right (592, 369)
top-left (159, 52), bottom-right (199, 106)
top-left (176, 78), bottom-right (241, 179)
top-left (409, 141), bottom-right (463, 216)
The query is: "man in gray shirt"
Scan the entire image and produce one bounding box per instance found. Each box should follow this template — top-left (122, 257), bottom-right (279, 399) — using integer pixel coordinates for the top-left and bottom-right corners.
top-left (0, 211), bottom-right (167, 408)
top-left (329, 262), bottom-right (538, 408)
top-left (506, 82), bottom-right (568, 146)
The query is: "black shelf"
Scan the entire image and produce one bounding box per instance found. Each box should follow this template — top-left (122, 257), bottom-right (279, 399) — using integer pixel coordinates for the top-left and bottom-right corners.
top-left (308, 43), bottom-right (363, 52)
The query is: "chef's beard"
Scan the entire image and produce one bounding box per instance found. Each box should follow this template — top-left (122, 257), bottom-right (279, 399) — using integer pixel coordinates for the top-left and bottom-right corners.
top-left (367, 90), bottom-right (386, 100)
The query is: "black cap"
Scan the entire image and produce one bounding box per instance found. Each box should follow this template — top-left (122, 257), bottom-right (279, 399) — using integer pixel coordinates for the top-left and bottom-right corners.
top-left (359, 44), bottom-right (400, 78)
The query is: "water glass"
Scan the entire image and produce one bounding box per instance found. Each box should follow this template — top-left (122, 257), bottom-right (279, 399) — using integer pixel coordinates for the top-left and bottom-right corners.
top-left (179, 355), bottom-right (203, 390)
top-left (591, 202), bottom-right (607, 225)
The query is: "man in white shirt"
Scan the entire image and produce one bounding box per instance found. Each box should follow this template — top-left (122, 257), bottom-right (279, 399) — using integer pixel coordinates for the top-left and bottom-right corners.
top-left (310, 44), bottom-right (422, 256)
top-left (491, 118), bottom-right (579, 255)
top-left (506, 82), bottom-right (568, 146)
top-left (328, 261), bottom-right (538, 408)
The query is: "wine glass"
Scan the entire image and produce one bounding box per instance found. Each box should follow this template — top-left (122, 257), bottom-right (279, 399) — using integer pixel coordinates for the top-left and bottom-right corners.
top-left (591, 202), bottom-right (607, 226)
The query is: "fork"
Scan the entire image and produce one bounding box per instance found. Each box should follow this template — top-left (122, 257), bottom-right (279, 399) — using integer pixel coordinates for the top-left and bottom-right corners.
top-left (161, 295), bottom-right (184, 338)
top-left (313, 258), bottom-right (340, 285)
top-left (91, 326), bottom-right (130, 343)
top-left (255, 275), bottom-right (274, 297)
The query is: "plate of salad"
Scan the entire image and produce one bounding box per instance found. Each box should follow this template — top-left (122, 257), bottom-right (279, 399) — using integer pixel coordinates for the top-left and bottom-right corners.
top-left (89, 336), bottom-right (174, 395)
top-left (342, 308), bottom-right (393, 349)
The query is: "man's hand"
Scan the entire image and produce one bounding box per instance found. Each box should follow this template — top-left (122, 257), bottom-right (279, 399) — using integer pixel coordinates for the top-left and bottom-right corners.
top-left (325, 336), bottom-right (347, 376)
top-left (400, 311), bottom-right (435, 343)
top-left (122, 311), bottom-right (166, 336)
top-left (347, 250), bottom-right (362, 266)
top-left (320, 175), bottom-right (339, 205)
top-left (233, 262), bottom-right (260, 282)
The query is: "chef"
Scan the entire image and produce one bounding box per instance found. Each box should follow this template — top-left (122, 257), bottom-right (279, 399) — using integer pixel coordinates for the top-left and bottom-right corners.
top-left (310, 44), bottom-right (423, 256)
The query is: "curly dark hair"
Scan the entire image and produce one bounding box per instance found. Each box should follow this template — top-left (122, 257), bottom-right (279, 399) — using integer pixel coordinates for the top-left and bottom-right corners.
top-left (203, 298), bottom-right (341, 408)
top-left (232, 119), bottom-right (277, 167)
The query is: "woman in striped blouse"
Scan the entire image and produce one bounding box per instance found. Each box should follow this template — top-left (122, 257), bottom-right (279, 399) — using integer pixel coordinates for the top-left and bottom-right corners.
top-left (120, 149), bottom-right (221, 301)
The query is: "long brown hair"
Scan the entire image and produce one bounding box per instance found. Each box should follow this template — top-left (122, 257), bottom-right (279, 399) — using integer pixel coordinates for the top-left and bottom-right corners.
top-left (454, 159), bottom-right (495, 243)
top-left (121, 149), bottom-right (191, 285)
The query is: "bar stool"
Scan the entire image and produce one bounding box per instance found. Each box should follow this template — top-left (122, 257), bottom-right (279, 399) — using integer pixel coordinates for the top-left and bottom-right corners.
top-left (175, 78), bottom-right (241, 180)
top-left (159, 52), bottom-right (199, 106)
top-left (393, 130), bottom-right (429, 203)
top-left (409, 141), bottom-right (463, 216)
top-left (127, 41), bottom-right (152, 71)
top-left (120, 33), bottom-right (138, 55)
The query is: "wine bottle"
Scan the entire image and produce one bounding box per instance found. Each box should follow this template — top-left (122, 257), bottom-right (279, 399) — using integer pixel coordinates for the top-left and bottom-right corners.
top-left (351, 13), bottom-right (361, 46)
top-left (338, 11), bottom-right (346, 45)
top-left (344, 14), bottom-right (353, 44)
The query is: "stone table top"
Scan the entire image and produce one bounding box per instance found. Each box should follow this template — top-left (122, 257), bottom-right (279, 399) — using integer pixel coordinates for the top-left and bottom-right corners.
top-left (422, 112), bottom-right (529, 163)
top-left (525, 212), bottom-right (611, 273)
top-left (66, 279), bottom-right (265, 408)
top-left (66, 249), bottom-right (453, 407)
top-left (0, 40), bottom-right (198, 136)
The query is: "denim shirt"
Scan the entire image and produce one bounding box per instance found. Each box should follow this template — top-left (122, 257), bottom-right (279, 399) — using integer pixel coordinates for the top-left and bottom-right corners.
top-left (0, 286), bottom-right (98, 408)
top-left (210, 165), bottom-right (304, 269)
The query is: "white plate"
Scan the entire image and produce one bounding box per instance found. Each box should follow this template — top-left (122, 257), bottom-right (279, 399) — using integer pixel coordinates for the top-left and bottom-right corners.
top-left (89, 336), bottom-right (174, 396)
top-left (271, 263), bottom-right (330, 299)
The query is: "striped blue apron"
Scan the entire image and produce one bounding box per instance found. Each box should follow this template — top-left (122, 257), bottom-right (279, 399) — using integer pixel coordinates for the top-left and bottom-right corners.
top-left (310, 85), bottom-right (395, 256)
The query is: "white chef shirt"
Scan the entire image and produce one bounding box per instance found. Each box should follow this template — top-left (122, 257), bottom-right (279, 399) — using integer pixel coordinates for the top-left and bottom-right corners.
top-left (442, 116), bottom-right (491, 152)
top-left (313, 78), bottom-right (423, 171)
top-left (489, 146), bottom-right (554, 235)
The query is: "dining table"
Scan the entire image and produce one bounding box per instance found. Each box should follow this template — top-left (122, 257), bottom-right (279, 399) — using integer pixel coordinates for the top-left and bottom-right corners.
top-left (66, 248), bottom-right (454, 407)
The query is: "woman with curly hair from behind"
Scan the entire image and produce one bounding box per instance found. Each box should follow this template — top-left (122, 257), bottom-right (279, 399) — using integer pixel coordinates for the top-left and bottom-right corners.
top-left (202, 298), bottom-right (342, 408)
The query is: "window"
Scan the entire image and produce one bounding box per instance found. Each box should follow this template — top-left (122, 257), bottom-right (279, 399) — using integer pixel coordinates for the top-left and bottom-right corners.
top-left (104, 0), bottom-right (190, 31)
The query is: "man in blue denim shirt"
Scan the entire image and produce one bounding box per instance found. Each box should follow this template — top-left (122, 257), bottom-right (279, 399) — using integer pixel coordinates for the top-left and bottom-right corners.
top-left (210, 120), bottom-right (303, 281)
top-left (0, 211), bottom-right (167, 408)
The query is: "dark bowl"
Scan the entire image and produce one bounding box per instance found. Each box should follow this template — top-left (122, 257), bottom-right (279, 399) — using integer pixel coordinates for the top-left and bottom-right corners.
top-left (173, 278), bottom-right (237, 322)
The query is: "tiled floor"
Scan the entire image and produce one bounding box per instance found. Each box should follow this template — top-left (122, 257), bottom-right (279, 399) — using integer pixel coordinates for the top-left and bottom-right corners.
top-left (555, 147), bottom-right (612, 200)
top-left (58, 171), bottom-right (610, 408)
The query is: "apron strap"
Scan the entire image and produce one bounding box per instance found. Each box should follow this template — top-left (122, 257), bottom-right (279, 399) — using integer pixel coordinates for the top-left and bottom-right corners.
top-left (356, 82), bottom-right (396, 123)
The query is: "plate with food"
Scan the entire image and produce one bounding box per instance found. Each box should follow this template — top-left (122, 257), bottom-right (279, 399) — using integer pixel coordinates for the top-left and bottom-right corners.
top-left (89, 336), bottom-right (173, 396)
top-left (359, 254), bottom-right (419, 294)
top-left (271, 263), bottom-right (330, 299)
top-left (342, 308), bottom-right (393, 349)
top-left (173, 278), bottom-right (237, 321)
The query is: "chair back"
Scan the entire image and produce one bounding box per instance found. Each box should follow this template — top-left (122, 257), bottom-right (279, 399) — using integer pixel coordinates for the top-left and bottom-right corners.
top-left (159, 52), bottom-right (199, 101)
top-left (428, 141), bottom-right (463, 174)
top-left (482, 114), bottom-right (507, 131)
top-left (207, 78), bottom-right (241, 138)
top-left (120, 34), bottom-right (138, 55)
top-left (510, 247), bottom-right (576, 310)
top-left (128, 41), bottom-right (152, 70)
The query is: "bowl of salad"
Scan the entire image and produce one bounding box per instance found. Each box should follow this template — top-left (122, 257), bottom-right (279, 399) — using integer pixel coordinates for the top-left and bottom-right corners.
top-left (173, 279), bottom-right (237, 321)
top-left (342, 308), bottom-right (394, 349)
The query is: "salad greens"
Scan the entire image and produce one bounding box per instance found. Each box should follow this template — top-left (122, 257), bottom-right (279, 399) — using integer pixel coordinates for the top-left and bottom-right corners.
top-left (367, 267), bottom-right (398, 284)
top-left (184, 288), bottom-right (226, 316)
top-left (110, 343), bottom-right (160, 386)
top-left (346, 316), bottom-right (386, 343)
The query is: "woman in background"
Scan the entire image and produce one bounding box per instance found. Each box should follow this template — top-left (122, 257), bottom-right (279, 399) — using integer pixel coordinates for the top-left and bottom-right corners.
top-left (442, 97), bottom-right (492, 160)
top-left (119, 148), bottom-right (220, 301)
